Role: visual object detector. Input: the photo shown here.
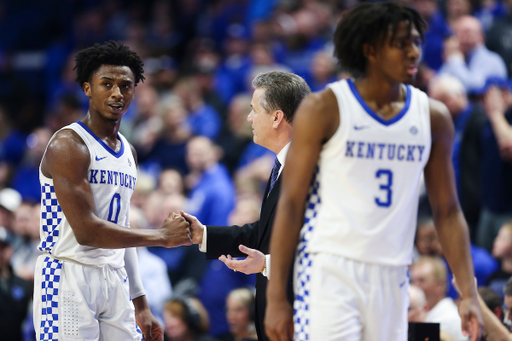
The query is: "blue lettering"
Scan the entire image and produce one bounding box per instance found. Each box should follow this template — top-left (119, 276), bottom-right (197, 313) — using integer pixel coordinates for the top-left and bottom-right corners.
top-left (107, 171), bottom-right (113, 184)
top-left (377, 144), bottom-right (386, 159)
top-left (387, 144), bottom-right (396, 160)
top-left (407, 145), bottom-right (416, 161)
top-left (100, 170), bottom-right (106, 184)
top-left (113, 171), bottom-right (119, 185)
top-left (89, 170), bottom-right (98, 184)
top-left (418, 145), bottom-right (425, 161)
top-left (366, 143), bottom-right (375, 159)
top-left (397, 145), bottom-right (405, 161)
top-left (357, 142), bottom-right (365, 158)
top-left (346, 141), bottom-right (355, 157)
top-left (132, 177), bottom-right (136, 187)
top-left (125, 174), bottom-right (129, 187)
top-left (120, 172), bottom-right (125, 186)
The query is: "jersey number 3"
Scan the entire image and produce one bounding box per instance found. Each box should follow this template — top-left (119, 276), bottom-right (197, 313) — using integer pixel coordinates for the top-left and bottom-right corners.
top-left (375, 169), bottom-right (392, 207)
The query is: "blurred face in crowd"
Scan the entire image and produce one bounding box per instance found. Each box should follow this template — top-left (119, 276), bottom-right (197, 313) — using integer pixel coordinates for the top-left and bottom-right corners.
top-left (186, 137), bottom-right (218, 173)
top-left (248, 88), bottom-right (275, 150)
top-left (493, 225), bottom-right (512, 259)
top-left (159, 169), bottom-right (183, 195)
top-left (410, 261), bottom-right (445, 301)
top-left (226, 295), bottom-right (252, 336)
top-left (13, 203), bottom-right (33, 237)
top-left (163, 310), bottom-right (188, 340)
top-left (408, 285), bottom-right (428, 322)
top-left (454, 16), bottom-right (483, 55)
top-left (415, 221), bottom-right (443, 256)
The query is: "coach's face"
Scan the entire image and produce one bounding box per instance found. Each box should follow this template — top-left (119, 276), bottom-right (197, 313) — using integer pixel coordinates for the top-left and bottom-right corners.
top-left (248, 88), bottom-right (275, 149)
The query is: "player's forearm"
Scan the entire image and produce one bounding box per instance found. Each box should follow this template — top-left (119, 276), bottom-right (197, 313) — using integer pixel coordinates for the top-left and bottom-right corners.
top-left (268, 198), bottom-right (303, 300)
top-left (74, 216), bottom-right (164, 248)
top-left (132, 295), bottom-right (151, 313)
top-left (435, 209), bottom-right (476, 298)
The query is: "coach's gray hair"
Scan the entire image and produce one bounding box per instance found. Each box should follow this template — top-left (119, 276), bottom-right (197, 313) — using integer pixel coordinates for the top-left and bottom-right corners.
top-left (252, 71), bottom-right (311, 123)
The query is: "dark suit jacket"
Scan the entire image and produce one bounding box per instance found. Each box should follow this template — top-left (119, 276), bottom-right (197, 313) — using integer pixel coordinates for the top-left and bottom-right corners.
top-left (206, 175), bottom-right (294, 341)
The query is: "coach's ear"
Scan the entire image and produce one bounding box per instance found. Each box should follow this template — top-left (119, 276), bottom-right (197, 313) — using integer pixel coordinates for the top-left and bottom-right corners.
top-left (83, 82), bottom-right (91, 98)
top-left (272, 109), bottom-right (286, 128)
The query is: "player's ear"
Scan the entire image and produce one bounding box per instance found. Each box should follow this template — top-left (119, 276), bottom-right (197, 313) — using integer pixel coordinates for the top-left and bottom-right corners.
top-left (362, 43), bottom-right (376, 62)
top-left (83, 82), bottom-right (92, 97)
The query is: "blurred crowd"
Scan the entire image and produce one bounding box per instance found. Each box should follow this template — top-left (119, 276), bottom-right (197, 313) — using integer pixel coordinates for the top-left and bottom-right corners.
top-left (2, 0), bottom-right (512, 340)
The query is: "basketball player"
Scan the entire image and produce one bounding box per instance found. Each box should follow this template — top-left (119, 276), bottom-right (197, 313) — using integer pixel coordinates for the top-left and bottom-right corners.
top-left (265, 3), bottom-right (483, 341)
top-left (33, 41), bottom-right (192, 341)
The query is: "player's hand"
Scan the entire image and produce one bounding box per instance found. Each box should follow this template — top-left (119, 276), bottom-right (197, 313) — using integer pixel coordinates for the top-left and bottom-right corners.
top-left (265, 298), bottom-right (294, 341)
top-left (180, 211), bottom-right (205, 244)
top-left (133, 297), bottom-right (164, 341)
top-left (218, 245), bottom-right (265, 274)
top-left (160, 212), bottom-right (192, 247)
top-left (458, 296), bottom-right (483, 341)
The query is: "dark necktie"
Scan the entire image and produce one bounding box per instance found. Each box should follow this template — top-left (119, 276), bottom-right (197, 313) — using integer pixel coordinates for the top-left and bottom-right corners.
top-left (268, 157), bottom-right (281, 195)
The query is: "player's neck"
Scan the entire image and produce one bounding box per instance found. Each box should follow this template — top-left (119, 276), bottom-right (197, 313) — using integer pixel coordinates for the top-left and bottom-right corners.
top-left (81, 113), bottom-right (122, 151)
top-left (353, 77), bottom-right (403, 106)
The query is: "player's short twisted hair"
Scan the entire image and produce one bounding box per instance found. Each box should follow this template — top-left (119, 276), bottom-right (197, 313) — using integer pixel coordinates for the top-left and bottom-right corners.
top-left (333, 1), bottom-right (427, 76)
top-left (74, 40), bottom-right (145, 88)
top-left (252, 71), bottom-right (311, 123)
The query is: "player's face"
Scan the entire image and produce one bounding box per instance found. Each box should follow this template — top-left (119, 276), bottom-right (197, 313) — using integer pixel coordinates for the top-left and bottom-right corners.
top-left (248, 88), bottom-right (275, 149)
top-left (374, 21), bottom-right (422, 84)
top-left (83, 65), bottom-right (135, 122)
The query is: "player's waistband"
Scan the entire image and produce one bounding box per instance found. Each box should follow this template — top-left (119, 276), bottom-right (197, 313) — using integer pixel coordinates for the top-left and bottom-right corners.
top-left (39, 253), bottom-right (124, 269)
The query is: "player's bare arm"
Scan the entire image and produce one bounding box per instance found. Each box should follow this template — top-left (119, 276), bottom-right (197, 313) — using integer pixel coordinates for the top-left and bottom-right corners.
top-left (265, 89), bottom-right (338, 341)
top-left (41, 129), bottom-right (191, 249)
top-left (424, 98), bottom-right (483, 341)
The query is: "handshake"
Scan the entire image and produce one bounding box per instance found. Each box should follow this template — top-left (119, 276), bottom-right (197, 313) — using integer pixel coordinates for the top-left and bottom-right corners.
top-left (158, 211), bottom-right (205, 248)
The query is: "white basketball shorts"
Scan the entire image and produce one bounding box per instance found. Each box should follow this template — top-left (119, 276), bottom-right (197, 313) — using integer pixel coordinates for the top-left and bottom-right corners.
top-left (294, 252), bottom-right (409, 341)
top-left (33, 254), bottom-right (142, 341)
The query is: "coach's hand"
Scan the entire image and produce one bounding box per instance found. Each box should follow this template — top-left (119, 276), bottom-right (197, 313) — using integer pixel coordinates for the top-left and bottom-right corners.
top-left (219, 245), bottom-right (265, 274)
top-left (180, 211), bottom-right (205, 244)
top-left (160, 212), bottom-right (192, 247)
top-left (265, 298), bottom-right (293, 341)
top-left (133, 296), bottom-right (164, 341)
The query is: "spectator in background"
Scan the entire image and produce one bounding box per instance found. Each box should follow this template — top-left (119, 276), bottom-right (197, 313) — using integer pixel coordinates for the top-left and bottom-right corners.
top-left (130, 205), bottom-right (173, 325)
top-left (439, 15), bottom-right (507, 95)
top-left (304, 51), bottom-right (338, 92)
top-left (410, 256), bottom-right (469, 341)
top-left (46, 94), bottom-right (85, 132)
top-left (446, 0), bottom-right (472, 28)
top-left (478, 287), bottom-right (505, 323)
top-left (487, 0), bottom-right (512, 77)
top-left (415, 218), bottom-right (498, 297)
top-left (222, 288), bottom-right (258, 341)
top-left (504, 277), bottom-right (512, 329)
top-left (408, 284), bottom-right (429, 323)
top-left (0, 226), bottom-right (32, 341)
top-left (11, 127), bottom-right (52, 203)
top-left (476, 86), bottom-right (512, 251)
top-left (216, 94), bottom-right (254, 174)
top-left (10, 202), bottom-right (42, 281)
top-left (428, 75), bottom-right (487, 236)
top-left (138, 94), bottom-right (191, 176)
top-left (487, 222), bottom-right (512, 298)
top-left (174, 77), bottom-right (222, 140)
top-left (185, 136), bottom-right (235, 226)
top-left (411, 0), bottom-right (451, 71)
top-left (158, 168), bottom-right (185, 196)
top-left (0, 187), bottom-right (22, 237)
top-left (163, 297), bottom-right (219, 341)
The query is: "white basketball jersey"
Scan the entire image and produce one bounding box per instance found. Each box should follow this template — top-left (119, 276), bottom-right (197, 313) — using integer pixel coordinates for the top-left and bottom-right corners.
top-left (38, 122), bottom-right (137, 268)
top-left (300, 79), bottom-right (431, 266)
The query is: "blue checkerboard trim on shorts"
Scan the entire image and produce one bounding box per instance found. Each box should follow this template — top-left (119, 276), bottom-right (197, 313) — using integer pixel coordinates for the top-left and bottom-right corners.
top-left (39, 256), bottom-right (63, 341)
top-left (38, 184), bottom-right (62, 253)
top-left (294, 168), bottom-right (321, 341)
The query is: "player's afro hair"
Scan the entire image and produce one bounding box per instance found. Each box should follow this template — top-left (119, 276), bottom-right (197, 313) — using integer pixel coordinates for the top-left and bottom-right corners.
top-left (333, 1), bottom-right (427, 76)
top-left (74, 40), bottom-right (145, 87)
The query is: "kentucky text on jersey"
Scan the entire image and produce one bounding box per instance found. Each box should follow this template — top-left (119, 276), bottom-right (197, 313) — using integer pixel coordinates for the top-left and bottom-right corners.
top-left (89, 169), bottom-right (137, 189)
top-left (345, 140), bottom-right (426, 162)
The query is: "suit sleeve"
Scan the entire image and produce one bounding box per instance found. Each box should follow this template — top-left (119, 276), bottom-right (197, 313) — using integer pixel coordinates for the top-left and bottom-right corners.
top-left (206, 220), bottom-right (260, 259)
